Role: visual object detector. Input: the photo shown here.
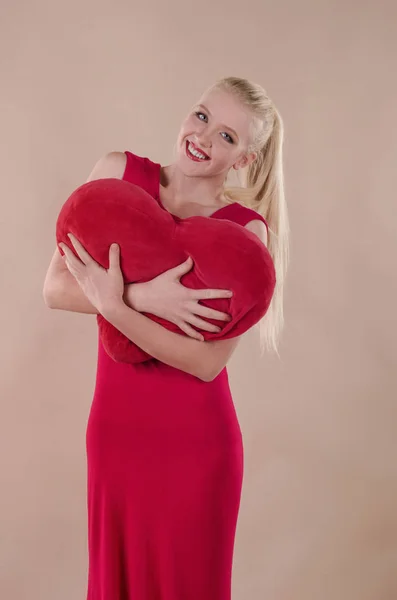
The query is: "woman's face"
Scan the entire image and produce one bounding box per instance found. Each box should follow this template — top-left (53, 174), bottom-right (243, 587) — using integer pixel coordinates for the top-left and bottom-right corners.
top-left (175, 88), bottom-right (257, 178)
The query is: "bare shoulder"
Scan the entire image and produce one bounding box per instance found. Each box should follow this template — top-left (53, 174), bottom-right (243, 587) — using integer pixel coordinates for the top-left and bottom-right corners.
top-left (86, 151), bottom-right (127, 182)
top-left (244, 219), bottom-right (268, 247)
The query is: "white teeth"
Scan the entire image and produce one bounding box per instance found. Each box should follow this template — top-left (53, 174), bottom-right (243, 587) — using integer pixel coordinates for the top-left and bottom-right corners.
top-left (188, 142), bottom-right (207, 160)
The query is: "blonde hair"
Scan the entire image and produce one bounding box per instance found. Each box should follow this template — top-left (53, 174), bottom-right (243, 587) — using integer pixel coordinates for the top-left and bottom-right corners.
top-left (205, 76), bottom-right (290, 357)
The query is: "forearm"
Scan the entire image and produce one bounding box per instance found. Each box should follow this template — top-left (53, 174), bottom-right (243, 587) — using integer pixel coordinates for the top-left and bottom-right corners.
top-left (43, 270), bottom-right (98, 313)
top-left (102, 301), bottom-right (212, 381)
top-left (43, 271), bottom-right (142, 314)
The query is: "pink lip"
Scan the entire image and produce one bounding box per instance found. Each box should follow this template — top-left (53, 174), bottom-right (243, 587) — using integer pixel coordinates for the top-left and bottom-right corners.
top-left (187, 140), bottom-right (210, 159)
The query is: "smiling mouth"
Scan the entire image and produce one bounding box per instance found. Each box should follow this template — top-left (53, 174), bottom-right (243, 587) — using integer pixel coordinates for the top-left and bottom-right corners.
top-left (185, 140), bottom-right (210, 161)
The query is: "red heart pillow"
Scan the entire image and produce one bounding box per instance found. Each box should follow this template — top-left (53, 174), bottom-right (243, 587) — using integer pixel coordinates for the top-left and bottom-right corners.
top-left (56, 178), bottom-right (276, 363)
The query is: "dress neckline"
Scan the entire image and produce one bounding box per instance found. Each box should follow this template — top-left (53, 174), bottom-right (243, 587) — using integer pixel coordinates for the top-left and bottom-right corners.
top-left (154, 163), bottom-right (238, 220)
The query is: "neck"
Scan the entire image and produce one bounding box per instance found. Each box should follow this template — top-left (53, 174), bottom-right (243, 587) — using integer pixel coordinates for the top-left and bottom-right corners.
top-left (161, 163), bottom-right (227, 207)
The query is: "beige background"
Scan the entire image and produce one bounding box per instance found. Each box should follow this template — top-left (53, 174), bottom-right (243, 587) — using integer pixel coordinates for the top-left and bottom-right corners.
top-left (1, 1), bottom-right (396, 599)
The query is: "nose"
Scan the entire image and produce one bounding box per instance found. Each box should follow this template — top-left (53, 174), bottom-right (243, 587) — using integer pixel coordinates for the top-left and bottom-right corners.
top-left (195, 134), bottom-right (212, 149)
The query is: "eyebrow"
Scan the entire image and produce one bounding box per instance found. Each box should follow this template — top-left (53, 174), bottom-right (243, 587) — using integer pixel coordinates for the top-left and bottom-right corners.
top-left (197, 103), bottom-right (239, 140)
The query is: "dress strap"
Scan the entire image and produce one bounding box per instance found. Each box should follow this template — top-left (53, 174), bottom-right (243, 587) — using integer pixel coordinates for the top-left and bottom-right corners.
top-left (122, 151), bottom-right (161, 199)
top-left (214, 203), bottom-right (269, 234)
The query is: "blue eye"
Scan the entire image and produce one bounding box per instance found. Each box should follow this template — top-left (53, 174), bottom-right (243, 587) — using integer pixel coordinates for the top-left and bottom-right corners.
top-left (194, 111), bottom-right (234, 144)
top-left (221, 132), bottom-right (234, 144)
top-left (195, 111), bottom-right (207, 121)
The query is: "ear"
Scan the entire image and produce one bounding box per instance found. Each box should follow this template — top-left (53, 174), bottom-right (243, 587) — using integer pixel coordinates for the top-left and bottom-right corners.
top-left (233, 151), bottom-right (258, 170)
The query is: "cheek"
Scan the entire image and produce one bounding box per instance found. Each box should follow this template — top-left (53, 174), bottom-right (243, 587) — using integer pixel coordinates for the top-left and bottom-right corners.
top-left (177, 118), bottom-right (192, 143)
top-left (182, 115), bottom-right (194, 128)
top-left (212, 140), bottom-right (236, 163)
top-left (184, 114), bottom-right (207, 135)
top-left (178, 122), bottom-right (187, 140)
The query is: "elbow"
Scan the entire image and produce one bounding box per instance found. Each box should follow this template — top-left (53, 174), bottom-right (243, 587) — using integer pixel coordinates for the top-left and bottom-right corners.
top-left (203, 369), bottom-right (218, 383)
top-left (201, 374), bottom-right (215, 383)
top-left (194, 344), bottom-right (220, 382)
top-left (197, 364), bottom-right (217, 383)
top-left (190, 354), bottom-right (215, 383)
top-left (188, 363), bottom-right (213, 383)
top-left (42, 284), bottom-right (59, 309)
top-left (43, 271), bottom-right (67, 309)
top-left (200, 358), bottom-right (226, 382)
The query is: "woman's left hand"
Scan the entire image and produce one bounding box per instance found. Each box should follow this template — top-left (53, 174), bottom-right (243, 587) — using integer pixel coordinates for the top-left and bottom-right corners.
top-left (59, 234), bottom-right (125, 315)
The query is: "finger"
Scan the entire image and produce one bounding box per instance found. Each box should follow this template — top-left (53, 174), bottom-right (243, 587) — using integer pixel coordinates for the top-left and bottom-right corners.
top-left (189, 302), bottom-right (232, 322)
top-left (183, 313), bottom-right (222, 333)
top-left (59, 243), bottom-right (84, 269)
top-left (176, 321), bottom-right (204, 341)
top-left (108, 243), bottom-right (120, 271)
top-left (67, 234), bottom-right (94, 266)
top-left (173, 256), bottom-right (194, 276)
top-left (61, 253), bottom-right (78, 279)
top-left (190, 288), bottom-right (233, 300)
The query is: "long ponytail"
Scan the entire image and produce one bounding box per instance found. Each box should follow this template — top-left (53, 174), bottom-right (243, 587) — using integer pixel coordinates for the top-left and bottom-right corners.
top-left (207, 77), bottom-right (290, 356)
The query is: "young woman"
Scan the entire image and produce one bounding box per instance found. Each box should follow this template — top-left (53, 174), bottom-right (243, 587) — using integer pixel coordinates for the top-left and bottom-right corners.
top-left (43, 76), bottom-right (289, 600)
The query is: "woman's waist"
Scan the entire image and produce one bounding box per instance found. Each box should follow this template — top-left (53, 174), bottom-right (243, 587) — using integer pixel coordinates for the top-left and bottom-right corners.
top-left (91, 360), bottom-right (240, 439)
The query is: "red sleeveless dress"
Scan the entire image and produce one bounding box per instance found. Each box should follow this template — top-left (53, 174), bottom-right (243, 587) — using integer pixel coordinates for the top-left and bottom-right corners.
top-left (85, 151), bottom-right (269, 600)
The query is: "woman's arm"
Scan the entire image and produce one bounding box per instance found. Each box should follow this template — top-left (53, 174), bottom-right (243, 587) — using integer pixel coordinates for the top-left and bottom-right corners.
top-left (43, 247), bottom-right (143, 313)
top-left (98, 221), bottom-right (266, 378)
top-left (58, 236), bottom-right (241, 381)
top-left (43, 247), bottom-right (98, 312)
top-left (43, 151), bottom-right (127, 313)
top-left (101, 301), bottom-right (241, 382)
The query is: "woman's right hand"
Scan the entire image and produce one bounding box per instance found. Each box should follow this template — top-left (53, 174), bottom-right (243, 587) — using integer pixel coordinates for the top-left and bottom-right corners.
top-left (125, 257), bottom-right (233, 341)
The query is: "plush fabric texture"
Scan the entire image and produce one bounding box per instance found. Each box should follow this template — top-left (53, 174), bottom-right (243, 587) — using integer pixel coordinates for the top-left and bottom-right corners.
top-left (56, 177), bottom-right (276, 363)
